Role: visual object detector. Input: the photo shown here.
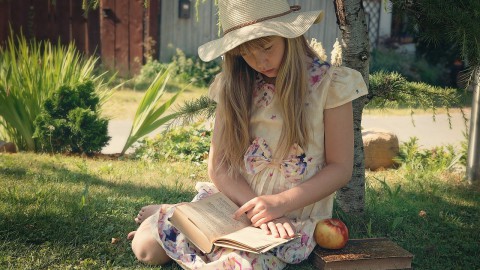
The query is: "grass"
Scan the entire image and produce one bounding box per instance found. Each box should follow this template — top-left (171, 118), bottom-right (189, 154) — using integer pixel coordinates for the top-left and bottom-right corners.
top-left (103, 84), bottom-right (470, 120)
top-left (1, 153), bottom-right (479, 269)
top-left (102, 82), bottom-right (208, 120)
top-left (0, 153), bottom-right (203, 269)
top-left (1, 73), bottom-right (477, 269)
top-left (363, 107), bottom-right (469, 116)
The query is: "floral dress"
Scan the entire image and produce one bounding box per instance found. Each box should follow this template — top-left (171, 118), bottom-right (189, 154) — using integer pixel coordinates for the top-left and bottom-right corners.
top-left (148, 58), bottom-right (368, 269)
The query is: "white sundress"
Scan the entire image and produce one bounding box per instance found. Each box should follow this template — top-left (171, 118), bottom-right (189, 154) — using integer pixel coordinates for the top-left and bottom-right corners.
top-left (148, 58), bottom-right (368, 269)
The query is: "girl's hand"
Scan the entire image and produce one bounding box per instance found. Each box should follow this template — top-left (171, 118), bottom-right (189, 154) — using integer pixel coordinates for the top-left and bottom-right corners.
top-left (259, 217), bottom-right (296, 239)
top-left (233, 194), bottom-right (287, 227)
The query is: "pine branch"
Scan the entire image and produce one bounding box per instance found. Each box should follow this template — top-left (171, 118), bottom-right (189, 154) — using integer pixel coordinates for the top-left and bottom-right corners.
top-left (169, 95), bottom-right (217, 127)
top-left (368, 71), bottom-right (464, 126)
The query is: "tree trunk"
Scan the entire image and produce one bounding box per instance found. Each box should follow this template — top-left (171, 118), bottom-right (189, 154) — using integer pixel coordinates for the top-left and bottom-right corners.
top-left (333, 0), bottom-right (370, 215)
top-left (467, 70), bottom-right (480, 185)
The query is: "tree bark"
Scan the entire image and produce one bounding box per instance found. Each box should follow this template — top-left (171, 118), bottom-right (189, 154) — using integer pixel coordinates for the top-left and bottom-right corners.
top-left (333, 0), bottom-right (370, 215)
top-left (467, 70), bottom-right (480, 185)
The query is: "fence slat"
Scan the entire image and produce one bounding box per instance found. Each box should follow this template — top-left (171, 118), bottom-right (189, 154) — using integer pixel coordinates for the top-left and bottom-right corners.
top-left (130, 0), bottom-right (144, 75)
top-left (100, 0), bottom-right (116, 71)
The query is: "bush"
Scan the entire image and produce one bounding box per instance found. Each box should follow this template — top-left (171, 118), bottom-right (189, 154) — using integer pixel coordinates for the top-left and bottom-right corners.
top-left (133, 122), bottom-right (212, 163)
top-left (171, 48), bottom-right (221, 87)
top-left (132, 59), bottom-right (168, 90)
top-left (33, 81), bottom-right (110, 154)
top-left (0, 33), bottom-right (111, 151)
top-left (370, 48), bottom-right (448, 87)
top-left (133, 49), bottom-right (221, 90)
top-left (394, 137), bottom-right (465, 172)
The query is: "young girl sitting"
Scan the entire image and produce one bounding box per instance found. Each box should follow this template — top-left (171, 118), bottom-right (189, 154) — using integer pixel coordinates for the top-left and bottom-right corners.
top-left (127, 0), bottom-right (368, 268)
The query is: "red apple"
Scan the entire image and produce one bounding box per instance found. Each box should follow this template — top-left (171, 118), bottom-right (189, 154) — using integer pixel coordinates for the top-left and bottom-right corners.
top-left (314, 218), bottom-right (349, 249)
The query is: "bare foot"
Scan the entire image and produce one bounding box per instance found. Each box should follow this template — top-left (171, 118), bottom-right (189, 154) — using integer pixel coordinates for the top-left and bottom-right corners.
top-left (127, 230), bottom-right (136, 240)
top-left (135, 204), bottom-right (162, 225)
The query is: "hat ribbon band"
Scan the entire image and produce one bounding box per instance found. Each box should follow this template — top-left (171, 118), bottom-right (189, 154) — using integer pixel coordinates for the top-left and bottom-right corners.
top-left (223, 5), bottom-right (301, 35)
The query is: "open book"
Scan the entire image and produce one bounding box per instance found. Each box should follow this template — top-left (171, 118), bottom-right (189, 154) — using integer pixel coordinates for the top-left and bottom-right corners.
top-left (168, 192), bottom-right (298, 254)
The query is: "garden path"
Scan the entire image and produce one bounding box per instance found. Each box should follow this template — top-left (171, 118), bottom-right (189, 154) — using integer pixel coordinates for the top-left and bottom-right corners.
top-left (102, 111), bottom-right (470, 154)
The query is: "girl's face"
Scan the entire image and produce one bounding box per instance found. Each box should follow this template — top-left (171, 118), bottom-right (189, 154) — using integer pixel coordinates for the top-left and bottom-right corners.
top-left (240, 36), bottom-right (285, 78)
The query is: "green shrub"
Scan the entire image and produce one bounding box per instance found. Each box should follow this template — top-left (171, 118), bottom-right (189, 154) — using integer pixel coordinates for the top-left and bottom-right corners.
top-left (394, 137), bottom-right (464, 172)
top-left (370, 48), bottom-right (447, 87)
top-left (33, 81), bottom-right (110, 154)
top-left (0, 32), bottom-right (111, 151)
top-left (133, 122), bottom-right (212, 163)
top-left (171, 48), bottom-right (221, 87)
top-left (132, 59), bottom-right (168, 90)
top-left (132, 49), bottom-right (220, 90)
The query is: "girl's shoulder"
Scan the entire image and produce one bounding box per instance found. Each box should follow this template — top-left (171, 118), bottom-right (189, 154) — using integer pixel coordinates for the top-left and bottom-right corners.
top-left (318, 64), bottom-right (368, 110)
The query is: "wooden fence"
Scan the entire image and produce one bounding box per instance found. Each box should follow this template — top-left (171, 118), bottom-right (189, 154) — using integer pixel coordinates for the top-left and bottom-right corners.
top-left (1, 1), bottom-right (387, 76)
top-left (0, 0), bottom-right (160, 76)
top-left (0, 0), bottom-right (100, 58)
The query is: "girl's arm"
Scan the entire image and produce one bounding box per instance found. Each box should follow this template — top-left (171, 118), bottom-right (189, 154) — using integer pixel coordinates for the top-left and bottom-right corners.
top-left (208, 108), bottom-right (257, 207)
top-left (209, 108), bottom-right (297, 238)
top-left (234, 102), bottom-right (354, 226)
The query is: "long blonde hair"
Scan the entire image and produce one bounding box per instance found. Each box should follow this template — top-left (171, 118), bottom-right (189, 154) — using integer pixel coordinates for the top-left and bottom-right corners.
top-left (217, 35), bottom-right (318, 172)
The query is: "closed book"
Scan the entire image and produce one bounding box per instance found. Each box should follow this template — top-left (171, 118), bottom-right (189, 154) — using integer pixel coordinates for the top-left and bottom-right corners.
top-left (309, 238), bottom-right (413, 270)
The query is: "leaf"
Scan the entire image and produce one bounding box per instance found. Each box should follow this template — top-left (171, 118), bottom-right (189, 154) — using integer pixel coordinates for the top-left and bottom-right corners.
top-left (121, 66), bottom-right (187, 155)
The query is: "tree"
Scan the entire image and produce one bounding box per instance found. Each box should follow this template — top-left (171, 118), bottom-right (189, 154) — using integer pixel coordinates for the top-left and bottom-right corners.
top-left (388, 0), bottom-right (480, 185)
top-left (332, 0), bottom-right (370, 215)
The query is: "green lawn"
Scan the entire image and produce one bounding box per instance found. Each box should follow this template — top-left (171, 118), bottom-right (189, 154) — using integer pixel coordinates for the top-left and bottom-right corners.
top-left (101, 82), bottom-right (208, 121)
top-left (1, 153), bottom-right (479, 269)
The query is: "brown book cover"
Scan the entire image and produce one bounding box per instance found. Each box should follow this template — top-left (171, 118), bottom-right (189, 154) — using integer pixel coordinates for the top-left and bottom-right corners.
top-left (309, 238), bottom-right (413, 270)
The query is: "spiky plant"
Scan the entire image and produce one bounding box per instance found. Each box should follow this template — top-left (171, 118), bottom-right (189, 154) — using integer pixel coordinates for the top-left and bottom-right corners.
top-left (0, 32), bottom-right (111, 151)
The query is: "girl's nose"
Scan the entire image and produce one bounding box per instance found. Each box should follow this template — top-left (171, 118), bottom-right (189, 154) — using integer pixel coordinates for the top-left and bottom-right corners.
top-left (255, 53), bottom-right (268, 70)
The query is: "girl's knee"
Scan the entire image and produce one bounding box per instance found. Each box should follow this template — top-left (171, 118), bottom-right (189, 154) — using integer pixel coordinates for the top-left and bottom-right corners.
top-left (132, 234), bottom-right (170, 265)
top-left (131, 222), bottom-right (171, 265)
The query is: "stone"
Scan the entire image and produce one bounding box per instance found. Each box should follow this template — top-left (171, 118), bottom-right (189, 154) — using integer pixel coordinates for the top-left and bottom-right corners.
top-left (0, 140), bottom-right (17, 153)
top-left (362, 128), bottom-right (399, 170)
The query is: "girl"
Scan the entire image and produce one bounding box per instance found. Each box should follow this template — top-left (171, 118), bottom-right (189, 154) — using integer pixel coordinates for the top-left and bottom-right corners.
top-left (128, 0), bottom-right (368, 268)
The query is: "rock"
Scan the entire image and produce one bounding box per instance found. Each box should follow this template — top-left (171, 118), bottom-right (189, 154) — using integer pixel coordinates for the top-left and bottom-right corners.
top-left (0, 141), bottom-right (17, 153)
top-left (362, 128), bottom-right (399, 170)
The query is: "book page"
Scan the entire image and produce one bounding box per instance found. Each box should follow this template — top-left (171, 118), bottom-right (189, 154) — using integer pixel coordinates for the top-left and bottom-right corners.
top-left (216, 226), bottom-right (295, 253)
top-left (176, 193), bottom-right (250, 241)
top-left (169, 209), bottom-right (213, 254)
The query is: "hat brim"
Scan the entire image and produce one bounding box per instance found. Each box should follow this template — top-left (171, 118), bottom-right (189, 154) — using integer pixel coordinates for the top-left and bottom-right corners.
top-left (198, 10), bottom-right (324, 62)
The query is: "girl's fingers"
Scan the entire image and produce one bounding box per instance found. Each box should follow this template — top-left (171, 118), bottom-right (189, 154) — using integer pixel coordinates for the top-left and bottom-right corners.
top-left (267, 222), bottom-right (279, 238)
top-left (252, 215), bottom-right (270, 227)
top-left (260, 223), bottom-right (270, 234)
top-left (257, 218), bottom-right (296, 238)
top-left (275, 223), bottom-right (288, 239)
top-left (282, 221), bottom-right (295, 237)
top-left (233, 201), bottom-right (255, 219)
top-left (246, 210), bottom-right (253, 220)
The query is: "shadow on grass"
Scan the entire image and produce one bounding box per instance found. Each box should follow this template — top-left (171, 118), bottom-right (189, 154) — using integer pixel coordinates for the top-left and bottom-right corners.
top-left (0, 156), bottom-right (195, 268)
top-left (333, 177), bottom-right (480, 270)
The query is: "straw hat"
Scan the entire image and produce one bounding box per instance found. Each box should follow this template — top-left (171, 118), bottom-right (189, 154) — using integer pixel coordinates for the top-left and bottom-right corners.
top-left (198, 0), bottom-right (324, 62)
